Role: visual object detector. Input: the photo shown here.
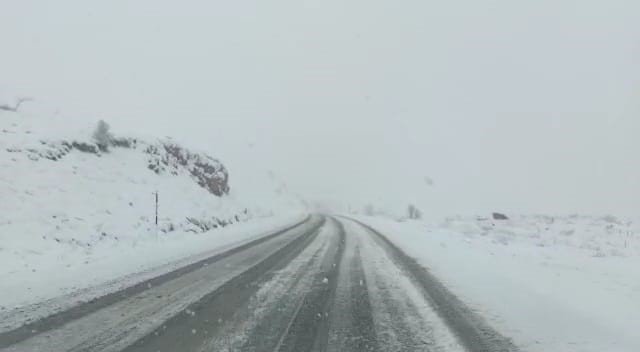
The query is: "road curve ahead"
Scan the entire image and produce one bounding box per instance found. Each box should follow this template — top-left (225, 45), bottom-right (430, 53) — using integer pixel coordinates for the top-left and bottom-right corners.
top-left (0, 215), bottom-right (518, 352)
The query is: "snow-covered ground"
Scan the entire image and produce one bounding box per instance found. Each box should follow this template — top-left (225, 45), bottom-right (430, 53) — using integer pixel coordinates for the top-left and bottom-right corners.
top-left (0, 107), bottom-right (306, 316)
top-left (357, 214), bottom-right (640, 352)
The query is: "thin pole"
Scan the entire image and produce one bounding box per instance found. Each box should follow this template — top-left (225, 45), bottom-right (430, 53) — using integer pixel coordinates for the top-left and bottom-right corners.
top-left (155, 191), bottom-right (158, 226)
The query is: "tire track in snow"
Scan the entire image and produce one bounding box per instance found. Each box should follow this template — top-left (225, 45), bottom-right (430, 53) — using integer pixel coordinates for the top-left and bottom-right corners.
top-left (120, 217), bottom-right (327, 352)
top-left (342, 218), bottom-right (466, 352)
top-left (202, 218), bottom-right (334, 352)
top-left (327, 219), bottom-right (379, 352)
top-left (347, 217), bottom-right (520, 352)
top-left (273, 217), bottom-right (345, 352)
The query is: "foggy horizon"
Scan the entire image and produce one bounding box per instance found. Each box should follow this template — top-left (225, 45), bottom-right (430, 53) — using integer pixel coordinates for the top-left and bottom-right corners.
top-left (2, 0), bottom-right (639, 217)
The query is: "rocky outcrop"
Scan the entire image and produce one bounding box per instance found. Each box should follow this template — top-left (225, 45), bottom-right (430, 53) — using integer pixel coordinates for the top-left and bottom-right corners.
top-left (145, 142), bottom-right (229, 196)
top-left (11, 136), bottom-right (230, 198)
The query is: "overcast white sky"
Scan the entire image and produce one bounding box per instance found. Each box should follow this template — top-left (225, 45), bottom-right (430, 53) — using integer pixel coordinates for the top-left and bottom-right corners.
top-left (2, 0), bottom-right (639, 216)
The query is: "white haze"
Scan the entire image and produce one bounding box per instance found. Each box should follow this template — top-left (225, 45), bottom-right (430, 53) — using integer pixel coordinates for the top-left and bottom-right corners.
top-left (1, 0), bottom-right (639, 217)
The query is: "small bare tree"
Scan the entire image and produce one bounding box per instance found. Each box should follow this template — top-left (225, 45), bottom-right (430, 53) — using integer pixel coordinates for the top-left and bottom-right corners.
top-left (0, 97), bottom-right (33, 112)
top-left (407, 204), bottom-right (422, 220)
top-left (92, 120), bottom-right (113, 151)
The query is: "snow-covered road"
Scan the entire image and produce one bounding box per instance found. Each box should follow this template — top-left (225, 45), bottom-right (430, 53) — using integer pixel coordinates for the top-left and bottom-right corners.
top-left (0, 215), bottom-right (517, 352)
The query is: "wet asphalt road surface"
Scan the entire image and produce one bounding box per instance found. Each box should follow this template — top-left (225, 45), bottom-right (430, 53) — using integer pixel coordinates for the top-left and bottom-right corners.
top-left (0, 215), bottom-right (518, 352)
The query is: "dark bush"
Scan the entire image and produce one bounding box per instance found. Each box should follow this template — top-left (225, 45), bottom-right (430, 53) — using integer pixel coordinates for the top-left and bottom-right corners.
top-left (492, 212), bottom-right (509, 220)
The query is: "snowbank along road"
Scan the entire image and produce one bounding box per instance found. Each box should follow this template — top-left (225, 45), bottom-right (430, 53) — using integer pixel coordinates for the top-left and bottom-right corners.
top-left (0, 215), bottom-right (518, 352)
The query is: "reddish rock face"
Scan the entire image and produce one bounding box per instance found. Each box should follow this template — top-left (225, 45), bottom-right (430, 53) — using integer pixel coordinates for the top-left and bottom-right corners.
top-left (148, 142), bottom-right (230, 197)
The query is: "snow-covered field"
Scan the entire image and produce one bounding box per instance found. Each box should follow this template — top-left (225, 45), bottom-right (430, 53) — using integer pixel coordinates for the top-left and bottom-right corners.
top-left (0, 108), bottom-right (306, 316)
top-left (357, 214), bottom-right (640, 352)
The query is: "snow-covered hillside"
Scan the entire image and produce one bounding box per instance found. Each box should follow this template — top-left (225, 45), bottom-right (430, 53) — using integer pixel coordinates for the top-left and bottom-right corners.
top-left (0, 108), bottom-right (305, 311)
top-left (358, 214), bottom-right (640, 352)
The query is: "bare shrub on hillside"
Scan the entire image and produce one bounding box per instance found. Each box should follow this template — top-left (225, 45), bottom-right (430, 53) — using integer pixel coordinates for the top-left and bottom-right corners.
top-left (407, 204), bottom-right (422, 220)
top-left (92, 120), bottom-right (113, 152)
